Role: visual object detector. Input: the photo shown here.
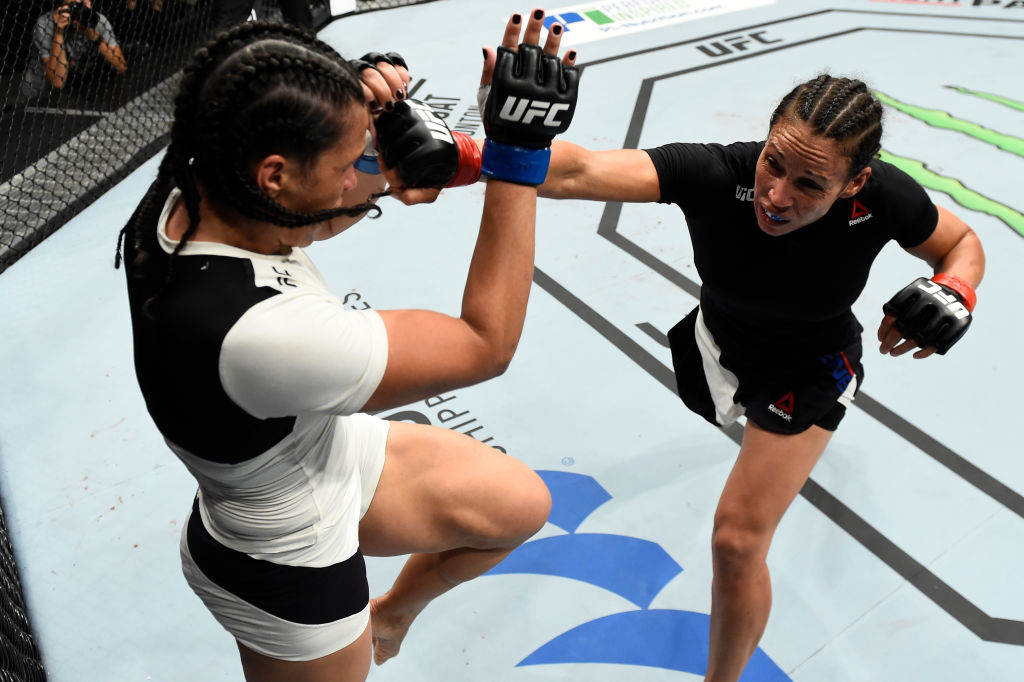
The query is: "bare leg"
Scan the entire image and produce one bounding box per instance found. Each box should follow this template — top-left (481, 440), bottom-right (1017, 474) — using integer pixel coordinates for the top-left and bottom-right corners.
top-left (704, 422), bottom-right (833, 682)
top-left (707, 550), bottom-right (773, 680)
top-left (359, 421), bottom-right (551, 666)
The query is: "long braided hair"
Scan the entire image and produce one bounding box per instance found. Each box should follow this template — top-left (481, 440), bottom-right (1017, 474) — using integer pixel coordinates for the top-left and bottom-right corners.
top-left (769, 74), bottom-right (884, 177)
top-left (116, 22), bottom-right (380, 314)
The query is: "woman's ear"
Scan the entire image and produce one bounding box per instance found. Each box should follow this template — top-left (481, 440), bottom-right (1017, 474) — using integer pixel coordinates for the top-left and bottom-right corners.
top-left (839, 165), bottom-right (871, 199)
top-left (252, 154), bottom-right (289, 199)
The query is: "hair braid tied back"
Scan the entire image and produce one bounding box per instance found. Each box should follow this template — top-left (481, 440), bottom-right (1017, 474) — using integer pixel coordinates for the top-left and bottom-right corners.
top-left (116, 22), bottom-right (383, 316)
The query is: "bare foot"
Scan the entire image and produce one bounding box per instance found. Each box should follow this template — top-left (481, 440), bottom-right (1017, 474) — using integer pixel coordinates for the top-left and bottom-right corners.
top-left (369, 595), bottom-right (418, 666)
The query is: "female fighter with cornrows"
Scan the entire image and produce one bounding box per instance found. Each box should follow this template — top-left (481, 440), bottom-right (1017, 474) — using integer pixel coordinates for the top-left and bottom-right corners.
top-left (498, 72), bottom-right (984, 681)
top-left (116, 9), bottom-right (578, 681)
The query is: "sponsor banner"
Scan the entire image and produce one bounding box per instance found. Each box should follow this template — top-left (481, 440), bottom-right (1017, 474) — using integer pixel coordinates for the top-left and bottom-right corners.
top-left (544, 0), bottom-right (776, 44)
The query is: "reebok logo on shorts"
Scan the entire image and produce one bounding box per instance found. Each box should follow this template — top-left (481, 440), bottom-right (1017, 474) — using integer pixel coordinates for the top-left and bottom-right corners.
top-left (849, 199), bottom-right (873, 226)
top-left (768, 392), bottom-right (794, 422)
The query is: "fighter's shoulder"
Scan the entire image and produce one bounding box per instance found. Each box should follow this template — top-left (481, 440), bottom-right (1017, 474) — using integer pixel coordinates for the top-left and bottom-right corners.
top-left (647, 139), bottom-right (758, 178)
top-left (863, 156), bottom-right (925, 197)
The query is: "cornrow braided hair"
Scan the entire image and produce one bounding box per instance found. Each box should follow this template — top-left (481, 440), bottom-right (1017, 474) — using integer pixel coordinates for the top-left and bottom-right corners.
top-left (116, 21), bottom-right (383, 316)
top-left (769, 73), bottom-right (884, 177)
top-left (795, 74), bottom-right (830, 121)
top-left (195, 38), bottom-right (369, 226)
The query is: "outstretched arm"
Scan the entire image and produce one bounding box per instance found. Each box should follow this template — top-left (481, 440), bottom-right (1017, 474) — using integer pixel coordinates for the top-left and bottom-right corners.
top-left (541, 140), bottom-right (661, 201)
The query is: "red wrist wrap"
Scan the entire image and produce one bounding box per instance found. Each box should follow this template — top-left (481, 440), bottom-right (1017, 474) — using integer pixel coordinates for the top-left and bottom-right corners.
top-left (932, 273), bottom-right (977, 312)
top-left (446, 132), bottom-right (482, 187)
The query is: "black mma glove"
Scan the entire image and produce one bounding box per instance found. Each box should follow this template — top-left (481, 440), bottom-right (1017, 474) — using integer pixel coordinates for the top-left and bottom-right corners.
top-left (374, 99), bottom-right (459, 188)
top-left (356, 50), bottom-right (481, 188)
top-left (480, 43), bottom-right (580, 185)
top-left (882, 275), bottom-right (976, 354)
top-left (349, 51), bottom-right (407, 76)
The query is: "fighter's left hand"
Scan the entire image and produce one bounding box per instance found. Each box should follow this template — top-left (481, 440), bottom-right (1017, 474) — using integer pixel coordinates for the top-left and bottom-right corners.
top-left (350, 51), bottom-right (410, 113)
top-left (379, 154), bottom-right (442, 205)
top-left (877, 314), bottom-right (936, 359)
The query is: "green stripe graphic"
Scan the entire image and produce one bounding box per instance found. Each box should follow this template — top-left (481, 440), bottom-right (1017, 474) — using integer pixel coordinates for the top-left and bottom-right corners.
top-left (584, 9), bottom-right (614, 24)
top-left (878, 149), bottom-right (1024, 238)
top-left (874, 90), bottom-right (1024, 156)
top-left (946, 85), bottom-right (1024, 113)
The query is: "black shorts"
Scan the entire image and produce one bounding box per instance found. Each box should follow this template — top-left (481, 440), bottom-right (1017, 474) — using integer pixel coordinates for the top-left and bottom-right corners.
top-left (667, 306), bottom-right (863, 435)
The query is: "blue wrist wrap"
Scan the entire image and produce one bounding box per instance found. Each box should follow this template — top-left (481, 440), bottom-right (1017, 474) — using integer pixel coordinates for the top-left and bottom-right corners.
top-left (354, 153), bottom-right (381, 175)
top-left (480, 139), bottom-right (550, 185)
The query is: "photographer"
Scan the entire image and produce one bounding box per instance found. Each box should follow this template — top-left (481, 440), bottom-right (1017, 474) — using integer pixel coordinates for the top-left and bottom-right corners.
top-left (22, 0), bottom-right (127, 99)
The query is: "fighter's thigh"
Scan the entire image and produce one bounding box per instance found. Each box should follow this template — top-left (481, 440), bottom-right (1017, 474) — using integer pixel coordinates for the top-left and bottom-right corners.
top-left (358, 421), bottom-right (551, 557)
top-left (715, 421), bottom-right (834, 535)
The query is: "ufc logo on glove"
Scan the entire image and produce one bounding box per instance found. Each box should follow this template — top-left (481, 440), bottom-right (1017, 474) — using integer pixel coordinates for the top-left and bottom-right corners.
top-left (406, 100), bottom-right (454, 144)
top-left (916, 280), bottom-right (970, 320)
top-left (882, 276), bottom-right (976, 354)
top-left (497, 96), bottom-right (571, 127)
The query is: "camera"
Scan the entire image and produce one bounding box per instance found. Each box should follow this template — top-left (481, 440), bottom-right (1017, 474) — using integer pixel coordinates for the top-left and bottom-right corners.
top-left (64, 2), bottom-right (100, 29)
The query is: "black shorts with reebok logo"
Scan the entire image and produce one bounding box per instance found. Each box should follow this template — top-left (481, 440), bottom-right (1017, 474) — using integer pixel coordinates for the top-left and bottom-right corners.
top-left (667, 306), bottom-right (864, 435)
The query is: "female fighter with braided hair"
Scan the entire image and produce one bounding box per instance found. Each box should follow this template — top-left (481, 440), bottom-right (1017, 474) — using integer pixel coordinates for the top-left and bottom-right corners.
top-left (117, 10), bottom-right (578, 681)
top-left (508, 73), bottom-right (984, 681)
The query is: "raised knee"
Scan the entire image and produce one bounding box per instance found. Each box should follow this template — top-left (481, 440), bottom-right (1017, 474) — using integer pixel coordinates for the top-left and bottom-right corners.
top-left (450, 466), bottom-right (551, 549)
top-left (491, 468), bottom-right (551, 545)
top-left (519, 471), bottom-right (552, 536)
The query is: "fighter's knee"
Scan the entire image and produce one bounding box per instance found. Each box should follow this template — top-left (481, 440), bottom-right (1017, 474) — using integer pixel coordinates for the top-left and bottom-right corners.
top-left (710, 522), bottom-right (766, 578)
top-left (496, 467), bottom-right (551, 545)
top-left (517, 469), bottom-right (552, 536)
top-left (455, 465), bottom-right (551, 548)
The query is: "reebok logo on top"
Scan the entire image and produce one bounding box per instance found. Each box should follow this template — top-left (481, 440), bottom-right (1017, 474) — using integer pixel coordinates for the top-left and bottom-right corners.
top-left (849, 199), bottom-right (873, 226)
top-left (767, 391), bottom-right (794, 422)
